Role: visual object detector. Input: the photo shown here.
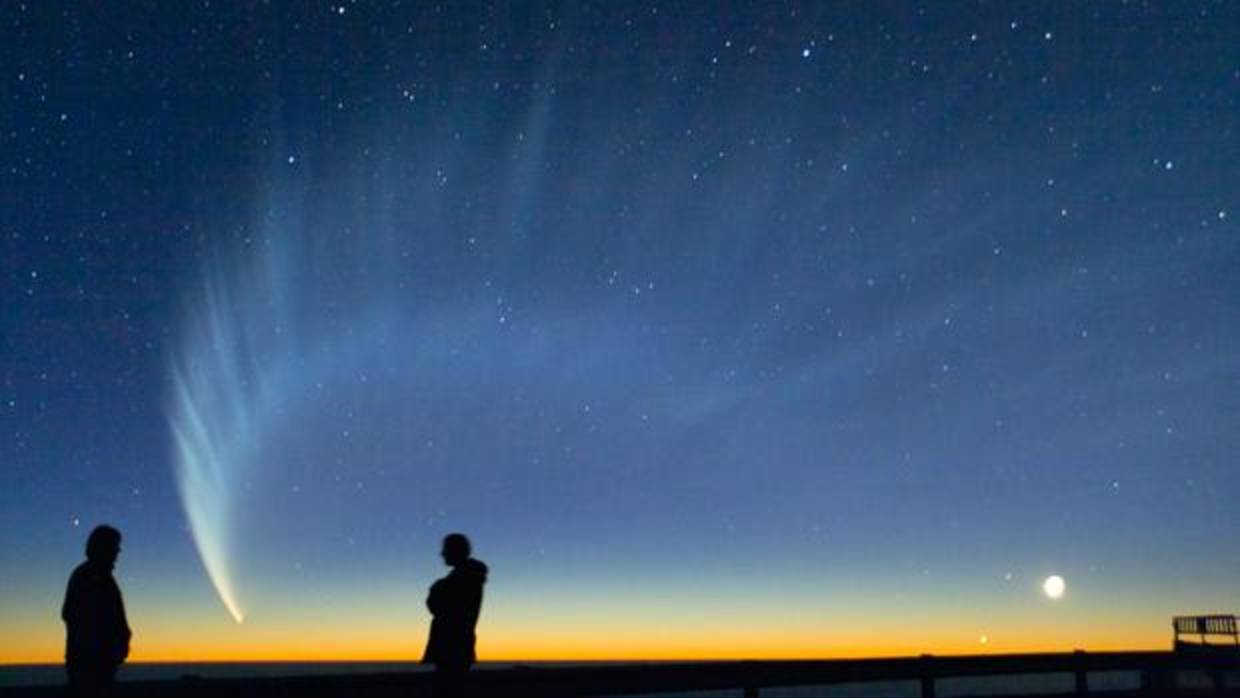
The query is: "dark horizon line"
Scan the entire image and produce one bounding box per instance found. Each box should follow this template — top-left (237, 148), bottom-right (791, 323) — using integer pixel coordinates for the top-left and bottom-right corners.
top-left (3, 647), bottom-right (1184, 668)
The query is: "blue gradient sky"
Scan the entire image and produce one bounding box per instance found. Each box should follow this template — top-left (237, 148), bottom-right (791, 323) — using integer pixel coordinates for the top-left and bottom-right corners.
top-left (3, 2), bottom-right (1237, 661)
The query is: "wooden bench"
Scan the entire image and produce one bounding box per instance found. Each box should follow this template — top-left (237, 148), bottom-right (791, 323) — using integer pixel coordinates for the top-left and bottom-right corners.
top-left (1173, 614), bottom-right (1239, 649)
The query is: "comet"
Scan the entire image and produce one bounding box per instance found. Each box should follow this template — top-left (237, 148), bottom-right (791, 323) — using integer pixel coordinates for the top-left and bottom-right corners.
top-left (166, 216), bottom-right (300, 624)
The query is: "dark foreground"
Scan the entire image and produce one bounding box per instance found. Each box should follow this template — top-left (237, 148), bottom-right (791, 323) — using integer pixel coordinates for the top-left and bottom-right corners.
top-left (2, 650), bottom-right (1237, 697)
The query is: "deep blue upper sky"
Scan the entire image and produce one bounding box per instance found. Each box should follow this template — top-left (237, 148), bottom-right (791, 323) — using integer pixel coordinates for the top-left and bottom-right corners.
top-left (2, 2), bottom-right (1237, 658)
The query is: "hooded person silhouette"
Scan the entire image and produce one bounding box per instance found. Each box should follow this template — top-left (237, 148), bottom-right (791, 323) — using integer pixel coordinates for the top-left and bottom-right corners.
top-left (62, 525), bottom-right (131, 697)
top-left (422, 533), bottom-right (487, 697)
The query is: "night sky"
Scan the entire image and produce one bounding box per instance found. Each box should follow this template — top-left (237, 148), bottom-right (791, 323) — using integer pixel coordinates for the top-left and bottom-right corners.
top-left (3, 2), bottom-right (1238, 662)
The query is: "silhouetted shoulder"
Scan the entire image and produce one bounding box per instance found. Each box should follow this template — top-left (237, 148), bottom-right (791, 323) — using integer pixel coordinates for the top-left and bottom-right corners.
top-left (62, 561), bottom-right (101, 622)
top-left (459, 558), bottom-right (488, 584)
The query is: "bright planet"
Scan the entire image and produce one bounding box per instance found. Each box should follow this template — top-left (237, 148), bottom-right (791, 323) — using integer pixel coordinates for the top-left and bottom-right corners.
top-left (1042, 575), bottom-right (1067, 600)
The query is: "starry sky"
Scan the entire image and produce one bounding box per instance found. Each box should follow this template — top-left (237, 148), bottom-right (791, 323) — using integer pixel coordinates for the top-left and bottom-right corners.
top-left (3, 2), bottom-right (1238, 663)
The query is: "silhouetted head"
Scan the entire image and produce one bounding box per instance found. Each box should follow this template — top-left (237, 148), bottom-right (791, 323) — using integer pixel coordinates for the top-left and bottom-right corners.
top-left (85, 525), bottom-right (122, 569)
top-left (441, 533), bottom-right (471, 567)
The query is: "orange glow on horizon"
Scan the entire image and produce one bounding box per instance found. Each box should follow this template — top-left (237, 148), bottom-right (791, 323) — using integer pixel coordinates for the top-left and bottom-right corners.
top-left (2, 584), bottom-right (1174, 664)
top-left (2, 624), bottom-right (1168, 665)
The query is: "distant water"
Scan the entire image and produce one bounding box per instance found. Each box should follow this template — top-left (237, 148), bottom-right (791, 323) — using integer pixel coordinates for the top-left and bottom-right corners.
top-left (1, 662), bottom-right (433, 687)
top-left (0, 662), bottom-right (1153, 696)
top-left (3, 662), bottom-right (721, 688)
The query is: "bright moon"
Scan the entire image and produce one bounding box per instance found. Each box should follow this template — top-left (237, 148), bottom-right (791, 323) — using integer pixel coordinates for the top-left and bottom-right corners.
top-left (1042, 575), bottom-right (1066, 599)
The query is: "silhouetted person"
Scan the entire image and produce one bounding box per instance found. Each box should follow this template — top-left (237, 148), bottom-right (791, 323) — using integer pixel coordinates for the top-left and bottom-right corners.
top-left (422, 533), bottom-right (487, 698)
top-left (62, 525), bottom-right (130, 698)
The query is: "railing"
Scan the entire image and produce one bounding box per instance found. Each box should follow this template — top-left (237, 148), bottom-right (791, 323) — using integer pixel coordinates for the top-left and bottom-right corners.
top-left (2, 651), bottom-right (1238, 698)
top-left (1176, 615), bottom-right (1240, 647)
